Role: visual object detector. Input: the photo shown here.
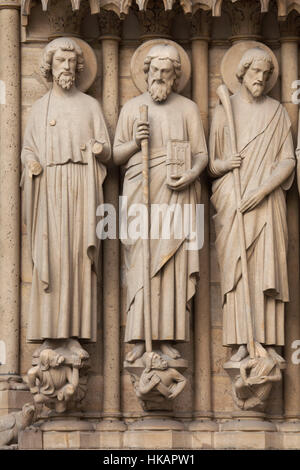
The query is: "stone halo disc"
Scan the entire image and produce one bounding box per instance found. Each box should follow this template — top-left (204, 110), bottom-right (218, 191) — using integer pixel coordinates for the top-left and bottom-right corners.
top-left (130, 39), bottom-right (191, 94)
top-left (72, 37), bottom-right (98, 92)
top-left (220, 41), bottom-right (279, 94)
top-left (44, 37), bottom-right (98, 92)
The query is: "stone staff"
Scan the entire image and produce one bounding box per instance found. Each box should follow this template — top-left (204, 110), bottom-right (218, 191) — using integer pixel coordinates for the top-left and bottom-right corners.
top-left (140, 104), bottom-right (152, 354)
top-left (216, 84), bottom-right (255, 359)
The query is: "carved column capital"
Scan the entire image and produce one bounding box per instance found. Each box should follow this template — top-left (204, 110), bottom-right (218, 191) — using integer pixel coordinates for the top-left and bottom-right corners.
top-left (46, 0), bottom-right (88, 39)
top-left (0, 0), bottom-right (20, 9)
top-left (223, 0), bottom-right (263, 42)
top-left (98, 9), bottom-right (121, 40)
top-left (279, 10), bottom-right (300, 42)
top-left (190, 9), bottom-right (212, 41)
top-left (135, 0), bottom-right (175, 41)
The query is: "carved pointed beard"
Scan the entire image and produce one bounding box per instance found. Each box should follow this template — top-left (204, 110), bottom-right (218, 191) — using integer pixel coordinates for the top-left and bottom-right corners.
top-left (148, 78), bottom-right (174, 102)
top-left (53, 72), bottom-right (75, 90)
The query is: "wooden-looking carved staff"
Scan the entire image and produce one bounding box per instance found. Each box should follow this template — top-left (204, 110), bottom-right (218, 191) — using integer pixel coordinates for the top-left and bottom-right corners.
top-left (140, 104), bottom-right (152, 354)
top-left (216, 84), bottom-right (256, 359)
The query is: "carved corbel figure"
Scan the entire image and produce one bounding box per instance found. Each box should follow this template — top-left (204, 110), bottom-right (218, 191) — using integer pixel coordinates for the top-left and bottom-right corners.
top-left (27, 348), bottom-right (85, 413)
top-left (0, 403), bottom-right (36, 448)
top-left (135, 352), bottom-right (186, 407)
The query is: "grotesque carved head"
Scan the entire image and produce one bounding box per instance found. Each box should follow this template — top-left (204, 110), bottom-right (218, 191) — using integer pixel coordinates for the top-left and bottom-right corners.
top-left (39, 349), bottom-right (65, 371)
top-left (143, 44), bottom-right (182, 102)
top-left (236, 47), bottom-right (274, 98)
top-left (41, 37), bottom-right (84, 90)
top-left (143, 352), bottom-right (168, 372)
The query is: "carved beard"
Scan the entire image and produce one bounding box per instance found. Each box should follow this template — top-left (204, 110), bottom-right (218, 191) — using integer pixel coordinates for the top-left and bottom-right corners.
top-left (148, 79), bottom-right (174, 103)
top-left (53, 72), bottom-right (75, 90)
top-left (243, 75), bottom-right (265, 98)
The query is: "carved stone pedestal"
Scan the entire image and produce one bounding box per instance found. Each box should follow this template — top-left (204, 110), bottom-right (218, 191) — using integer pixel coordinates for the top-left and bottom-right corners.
top-left (124, 416), bottom-right (187, 449)
top-left (216, 410), bottom-right (277, 449)
top-left (124, 354), bottom-right (188, 411)
top-left (276, 421), bottom-right (300, 449)
top-left (0, 390), bottom-right (32, 417)
top-left (188, 418), bottom-right (219, 449)
top-left (19, 414), bottom-right (94, 450)
top-left (17, 420), bottom-right (300, 449)
top-left (0, 376), bottom-right (32, 416)
top-left (224, 358), bottom-right (285, 412)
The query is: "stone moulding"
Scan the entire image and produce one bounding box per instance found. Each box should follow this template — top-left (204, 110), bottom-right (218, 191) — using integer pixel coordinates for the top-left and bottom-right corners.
top-left (19, 0), bottom-right (300, 19)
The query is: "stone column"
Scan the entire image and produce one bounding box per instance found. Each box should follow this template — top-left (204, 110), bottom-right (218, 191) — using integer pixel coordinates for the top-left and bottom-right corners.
top-left (0, 0), bottom-right (21, 381)
top-left (0, 0), bottom-right (32, 415)
top-left (279, 12), bottom-right (300, 430)
top-left (96, 10), bottom-right (125, 435)
top-left (188, 10), bottom-right (217, 442)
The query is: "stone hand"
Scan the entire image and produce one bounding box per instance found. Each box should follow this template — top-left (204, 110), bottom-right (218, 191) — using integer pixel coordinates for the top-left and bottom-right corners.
top-left (150, 374), bottom-right (161, 387)
top-left (224, 153), bottom-right (242, 172)
top-left (27, 160), bottom-right (43, 177)
top-left (246, 375), bottom-right (268, 385)
top-left (168, 390), bottom-right (178, 400)
top-left (239, 187), bottom-right (266, 213)
top-left (134, 120), bottom-right (149, 148)
top-left (86, 138), bottom-right (107, 161)
top-left (167, 168), bottom-right (198, 191)
top-left (72, 355), bottom-right (82, 368)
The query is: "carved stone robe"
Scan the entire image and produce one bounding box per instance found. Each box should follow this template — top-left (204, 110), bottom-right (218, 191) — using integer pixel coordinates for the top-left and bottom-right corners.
top-left (114, 92), bottom-right (207, 343)
top-left (209, 93), bottom-right (295, 346)
top-left (21, 89), bottom-right (111, 342)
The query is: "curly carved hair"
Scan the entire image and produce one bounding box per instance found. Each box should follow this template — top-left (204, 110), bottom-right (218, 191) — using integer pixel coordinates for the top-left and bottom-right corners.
top-left (143, 44), bottom-right (182, 92)
top-left (236, 47), bottom-right (274, 83)
top-left (40, 37), bottom-right (84, 81)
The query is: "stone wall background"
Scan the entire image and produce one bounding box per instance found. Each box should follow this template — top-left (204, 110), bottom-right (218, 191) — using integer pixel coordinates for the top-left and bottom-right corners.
top-left (19, 4), bottom-right (297, 421)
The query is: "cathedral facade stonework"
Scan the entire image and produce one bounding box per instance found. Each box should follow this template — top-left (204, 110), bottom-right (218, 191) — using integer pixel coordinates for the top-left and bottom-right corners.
top-left (1, 0), bottom-right (300, 450)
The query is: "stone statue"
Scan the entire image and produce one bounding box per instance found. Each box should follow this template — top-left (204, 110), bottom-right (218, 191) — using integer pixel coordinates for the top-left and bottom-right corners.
top-left (27, 348), bottom-right (84, 413)
top-left (113, 40), bottom-right (208, 364)
top-left (136, 352), bottom-right (187, 402)
top-left (209, 44), bottom-right (295, 408)
top-left (0, 403), bottom-right (36, 447)
top-left (21, 37), bottom-right (111, 349)
top-left (232, 343), bottom-right (283, 411)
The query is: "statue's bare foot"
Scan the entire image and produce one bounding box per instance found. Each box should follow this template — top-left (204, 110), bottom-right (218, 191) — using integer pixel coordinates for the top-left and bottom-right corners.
top-left (160, 343), bottom-right (181, 359)
top-left (230, 345), bottom-right (248, 362)
top-left (67, 339), bottom-right (89, 360)
top-left (126, 343), bottom-right (145, 363)
top-left (67, 338), bottom-right (90, 360)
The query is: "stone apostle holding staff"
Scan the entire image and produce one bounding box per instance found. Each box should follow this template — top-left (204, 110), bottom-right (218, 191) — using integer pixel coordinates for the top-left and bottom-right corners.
top-left (209, 44), bottom-right (295, 364)
top-left (114, 40), bottom-right (208, 363)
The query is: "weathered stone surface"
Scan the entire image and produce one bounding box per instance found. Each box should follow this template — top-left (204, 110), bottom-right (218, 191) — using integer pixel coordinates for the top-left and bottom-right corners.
top-left (19, 428), bottom-right (43, 450)
top-left (43, 431), bottom-right (81, 449)
top-left (2, 0), bottom-right (300, 451)
top-left (214, 431), bottom-right (275, 450)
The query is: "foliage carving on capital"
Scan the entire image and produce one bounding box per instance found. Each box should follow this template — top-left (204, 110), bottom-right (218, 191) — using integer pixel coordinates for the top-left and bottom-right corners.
top-left (46, 0), bottom-right (88, 37)
top-left (279, 10), bottom-right (300, 38)
top-left (135, 0), bottom-right (175, 39)
top-left (190, 8), bottom-right (212, 39)
top-left (98, 9), bottom-right (121, 37)
top-left (223, 0), bottom-right (262, 38)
